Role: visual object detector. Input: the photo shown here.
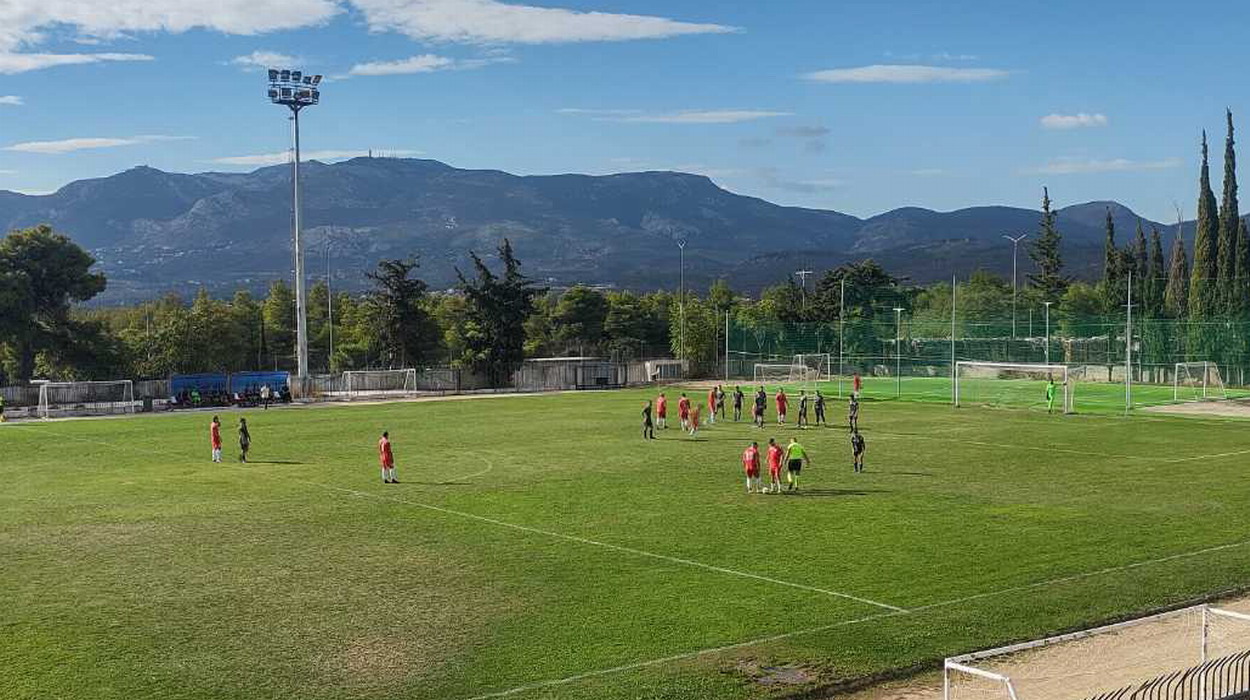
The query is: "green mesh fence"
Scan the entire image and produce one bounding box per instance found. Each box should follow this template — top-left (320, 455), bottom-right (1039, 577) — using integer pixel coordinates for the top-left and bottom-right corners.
top-left (727, 312), bottom-right (1250, 414)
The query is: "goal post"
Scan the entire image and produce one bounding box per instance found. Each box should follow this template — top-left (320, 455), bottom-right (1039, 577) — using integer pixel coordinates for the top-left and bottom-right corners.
top-left (1175, 361), bottom-right (1227, 402)
top-left (792, 353), bottom-right (833, 382)
top-left (954, 362), bottom-right (1073, 414)
top-left (342, 369), bottom-right (418, 399)
top-left (753, 363), bottom-right (819, 387)
top-left (38, 380), bottom-right (135, 419)
top-left (945, 604), bottom-right (1250, 700)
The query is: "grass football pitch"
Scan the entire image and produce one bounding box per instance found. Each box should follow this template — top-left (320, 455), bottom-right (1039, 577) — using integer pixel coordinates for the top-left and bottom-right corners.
top-left (5, 388), bottom-right (1250, 699)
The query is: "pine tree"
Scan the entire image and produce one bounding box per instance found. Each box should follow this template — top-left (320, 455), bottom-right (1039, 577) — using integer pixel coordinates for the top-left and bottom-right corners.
top-left (1147, 227), bottom-right (1165, 315)
top-left (1027, 187), bottom-right (1068, 301)
top-left (1219, 110), bottom-right (1241, 311)
top-left (1191, 130), bottom-right (1221, 318)
top-left (1165, 230), bottom-right (1189, 318)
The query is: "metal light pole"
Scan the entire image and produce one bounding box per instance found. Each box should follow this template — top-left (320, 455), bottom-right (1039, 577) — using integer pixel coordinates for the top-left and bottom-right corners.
top-left (1002, 233), bottom-right (1028, 339)
top-left (1043, 301), bottom-right (1053, 365)
top-left (267, 68), bottom-right (322, 380)
top-left (894, 307), bottom-right (904, 398)
top-left (677, 239), bottom-right (686, 364)
top-left (795, 269), bottom-right (813, 311)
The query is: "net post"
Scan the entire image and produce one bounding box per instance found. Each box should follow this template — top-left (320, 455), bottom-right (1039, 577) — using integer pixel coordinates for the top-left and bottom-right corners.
top-left (1203, 604), bottom-right (1210, 664)
top-left (943, 661), bottom-right (951, 700)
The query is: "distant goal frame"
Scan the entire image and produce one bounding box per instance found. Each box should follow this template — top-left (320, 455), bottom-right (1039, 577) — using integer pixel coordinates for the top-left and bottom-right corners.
top-left (342, 368), bottom-right (419, 400)
top-left (37, 380), bottom-right (136, 420)
top-left (1174, 361), bottom-right (1228, 402)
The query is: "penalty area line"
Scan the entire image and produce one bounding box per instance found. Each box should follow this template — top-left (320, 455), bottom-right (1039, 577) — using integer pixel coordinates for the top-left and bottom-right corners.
top-left (297, 479), bottom-right (908, 614)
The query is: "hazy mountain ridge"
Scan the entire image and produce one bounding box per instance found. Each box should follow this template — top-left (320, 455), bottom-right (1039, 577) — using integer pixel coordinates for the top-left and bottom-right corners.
top-left (0, 158), bottom-right (1180, 301)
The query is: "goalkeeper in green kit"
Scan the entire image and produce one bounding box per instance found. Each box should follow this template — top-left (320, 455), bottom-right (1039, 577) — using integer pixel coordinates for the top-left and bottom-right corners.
top-left (1046, 377), bottom-right (1057, 414)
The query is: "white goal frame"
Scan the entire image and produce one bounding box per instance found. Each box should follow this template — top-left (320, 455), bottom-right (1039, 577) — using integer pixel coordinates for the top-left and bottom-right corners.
top-left (343, 369), bottom-right (418, 399)
top-left (1174, 361), bottom-right (1227, 402)
top-left (954, 361), bottom-right (1073, 414)
top-left (793, 353), bottom-right (833, 382)
top-left (944, 605), bottom-right (1250, 700)
top-left (38, 380), bottom-right (135, 420)
top-left (753, 363), bottom-right (818, 386)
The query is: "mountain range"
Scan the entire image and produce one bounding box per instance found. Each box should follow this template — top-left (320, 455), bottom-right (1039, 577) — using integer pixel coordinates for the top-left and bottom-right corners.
top-left (0, 158), bottom-right (1186, 302)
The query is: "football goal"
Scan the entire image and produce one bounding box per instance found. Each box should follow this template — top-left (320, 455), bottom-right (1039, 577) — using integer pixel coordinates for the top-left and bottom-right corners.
top-left (343, 369), bottom-right (418, 399)
top-left (792, 353), bottom-right (833, 382)
top-left (945, 604), bottom-right (1250, 700)
top-left (954, 362), bottom-right (1073, 414)
top-left (752, 363), bottom-right (819, 386)
top-left (38, 380), bottom-right (135, 419)
top-left (1175, 361), bottom-right (1227, 402)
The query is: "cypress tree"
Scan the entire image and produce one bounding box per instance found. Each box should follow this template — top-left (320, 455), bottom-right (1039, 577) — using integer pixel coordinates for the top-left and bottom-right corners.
top-left (1190, 131), bottom-right (1220, 318)
top-left (1027, 187), bottom-right (1068, 301)
top-left (1103, 207), bottom-right (1119, 286)
top-left (1238, 217), bottom-right (1250, 313)
top-left (1134, 219), bottom-right (1148, 306)
top-left (1219, 110), bottom-right (1240, 311)
top-left (1165, 229), bottom-right (1189, 318)
top-left (1147, 227), bottom-right (1166, 315)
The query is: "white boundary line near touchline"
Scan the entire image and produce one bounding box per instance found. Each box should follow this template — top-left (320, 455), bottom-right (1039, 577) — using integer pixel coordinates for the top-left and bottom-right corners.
top-left (459, 535), bottom-right (1250, 700)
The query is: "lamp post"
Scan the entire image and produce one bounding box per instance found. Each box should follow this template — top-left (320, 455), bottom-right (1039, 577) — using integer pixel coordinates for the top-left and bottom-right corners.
top-left (266, 68), bottom-right (322, 380)
top-left (1043, 301), bottom-right (1053, 365)
top-left (1002, 233), bottom-right (1028, 340)
top-left (894, 307), bottom-right (904, 398)
top-left (325, 240), bottom-right (334, 373)
top-left (677, 239), bottom-right (686, 363)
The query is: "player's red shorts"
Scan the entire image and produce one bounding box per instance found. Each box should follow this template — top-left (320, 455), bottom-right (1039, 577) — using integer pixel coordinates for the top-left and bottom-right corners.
top-left (657, 407), bottom-right (667, 418)
top-left (769, 464), bottom-right (782, 478)
top-left (745, 465), bottom-right (760, 478)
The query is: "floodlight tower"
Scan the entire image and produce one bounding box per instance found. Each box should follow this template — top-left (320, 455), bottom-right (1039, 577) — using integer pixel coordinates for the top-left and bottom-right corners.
top-left (266, 68), bottom-right (322, 379)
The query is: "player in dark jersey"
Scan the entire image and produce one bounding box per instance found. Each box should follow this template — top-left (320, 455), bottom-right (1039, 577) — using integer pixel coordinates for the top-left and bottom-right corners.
top-left (851, 429), bottom-right (866, 472)
top-left (797, 390), bottom-right (810, 429)
top-left (642, 400), bottom-right (656, 440)
top-left (733, 386), bottom-right (745, 422)
top-left (753, 387), bottom-right (767, 428)
top-left (848, 395), bottom-right (860, 432)
top-left (814, 390), bottom-right (826, 426)
top-left (715, 385), bottom-right (726, 420)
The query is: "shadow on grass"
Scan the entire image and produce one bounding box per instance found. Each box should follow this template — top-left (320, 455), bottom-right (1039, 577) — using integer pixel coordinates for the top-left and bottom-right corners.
top-left (782, 488), bottom-right (889, 497)
top-left (246, 460), bottom-right (305, 465)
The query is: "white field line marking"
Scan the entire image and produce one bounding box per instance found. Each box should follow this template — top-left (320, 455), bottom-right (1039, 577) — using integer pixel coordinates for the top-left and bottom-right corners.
top-left (459, 534), bottom-right (1250, 700)
top-left (299, 479), bottom-right (907, 613)
top-left (461, 610), bottom-right (906, 700)
top-left (1165, 447), bottom-right (1250, 463)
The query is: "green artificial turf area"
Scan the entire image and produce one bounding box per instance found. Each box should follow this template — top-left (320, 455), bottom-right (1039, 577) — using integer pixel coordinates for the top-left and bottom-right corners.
top-left (4, 389), bottom-right (1250, 699)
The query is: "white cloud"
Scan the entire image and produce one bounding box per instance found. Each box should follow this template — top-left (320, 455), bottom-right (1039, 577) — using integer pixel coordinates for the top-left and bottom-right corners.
top-left (0, 0), bottom-right (340, 72)
top-left (210, 148), bottom-right (420, 165)
top-left (1040, 112), bottom-right (1109, 130)
top-left (230, 50), bottom-right (300, 71)
top-left (1025, 157), bottom-right (1182, 175)
top-left (0, 52), bottom-right (152, 74)
top-left (618, 110), bottom-right (792, 124)
top-left (0, 95), bottom-right (22, 105)
top-left (351, 0), bottom-right (736, 44)
top-left (804, 64), bottom-right (1008, 84)
top-left (5, 134), bottom-right (192, 154)
top-left (348, 53), bottom-right (512, 76)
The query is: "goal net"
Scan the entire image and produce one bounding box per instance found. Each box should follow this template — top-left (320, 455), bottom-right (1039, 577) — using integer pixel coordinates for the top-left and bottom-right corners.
top-left (343, 369), bottom-right (418, 399)
top-left (753, 363), bottom-right (819, 386)
top-left (945, 604), bottom-right (1250, 700)
top-left (1175, 362), bottom-right (1228, 402)
top-left (38, 381), bottom-right (135, 419)
top-left (793, 353), bottom-right (833, 382)
top-left (954, 362), bottom-right (1073, 414)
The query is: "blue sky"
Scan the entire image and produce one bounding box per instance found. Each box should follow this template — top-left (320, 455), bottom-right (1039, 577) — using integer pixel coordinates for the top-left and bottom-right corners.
top-left (0, 0), bottom-right (1247, 221)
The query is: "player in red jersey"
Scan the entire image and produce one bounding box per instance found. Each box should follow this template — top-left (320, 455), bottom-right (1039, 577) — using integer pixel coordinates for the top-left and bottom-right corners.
top-left (678, 393), bottom-right (691, 430)
top-left (853, 372), bottom-right (863, 399)
top-left (775, 388), bottom-right (788, 425)
top-left (656, 393), bottom-right (668, 429)
top-left (742, 441), bottom-right (762, 494)
top-left (209, 416), bottom-right (222, 463)
top-left (378, 431), bottom-right (397, 484)
top-left (765, 438), bottom-right (784, 493)
top-left (707, 387), bottom-right (717, 424)
top-left (688, 404), bottom-right (701, 437)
